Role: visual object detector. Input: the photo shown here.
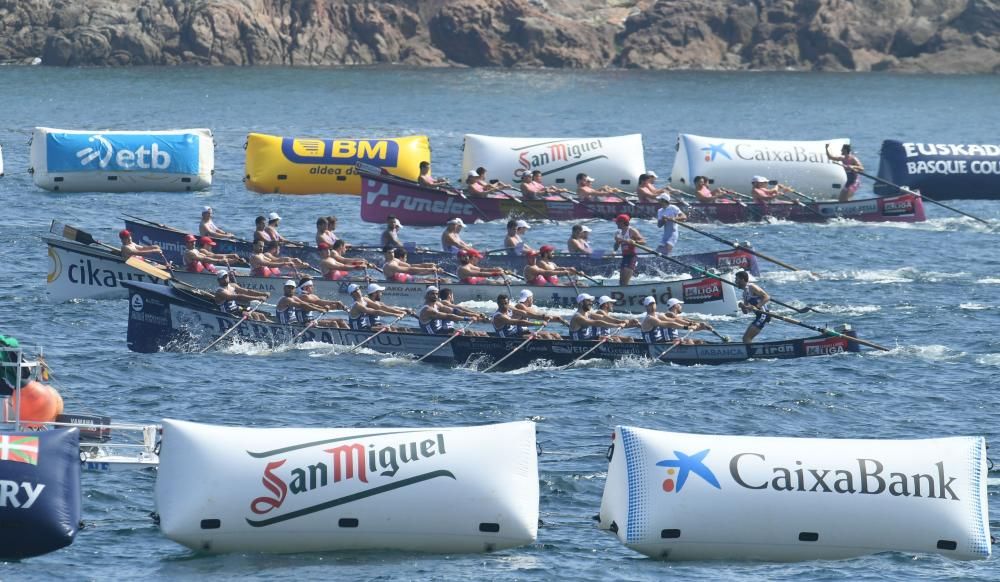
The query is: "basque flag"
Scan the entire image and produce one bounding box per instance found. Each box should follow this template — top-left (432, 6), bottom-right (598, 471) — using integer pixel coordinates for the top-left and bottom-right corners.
top-left (0, 434), bottom-right (40, 465)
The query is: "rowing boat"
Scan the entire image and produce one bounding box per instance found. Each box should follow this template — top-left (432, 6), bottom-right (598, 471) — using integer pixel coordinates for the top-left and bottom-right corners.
top-left (123, 281), bottom-right (861, 367)
top-left (122, 217), bottom-right (760, 277)
top-left (46, 235), bottom-right (169, 301)
top-left (358, 170), bottom-right (927, 225)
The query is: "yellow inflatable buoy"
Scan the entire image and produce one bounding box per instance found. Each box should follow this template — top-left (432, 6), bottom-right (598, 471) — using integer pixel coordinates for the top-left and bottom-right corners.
top-left (244, 132), bottom-right (430, 195)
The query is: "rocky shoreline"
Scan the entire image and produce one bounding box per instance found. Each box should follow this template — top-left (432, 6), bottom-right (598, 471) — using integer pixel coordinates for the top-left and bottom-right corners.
top-left (1, 0), bottom-right (998, 73)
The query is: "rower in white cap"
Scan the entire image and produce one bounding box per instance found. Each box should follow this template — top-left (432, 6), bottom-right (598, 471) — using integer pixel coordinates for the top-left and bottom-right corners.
top-left (576, 172), bottom-right (614, 202)
top-left (199, 206), bottom-right (234, 238)
top-left (750, 176), bottom-right (791, 203)
top-left (638, 296), bottom-right (696, 345)
top-left (511, 289), bottom-right (566, 340)
top-left (635, 171), bottom-right (669, 204)
top-left (213, 270), bottom-right (269, 321)
top-left (655, 192), bottom-right (687, 255)
top-left (465, 169), bottom-right (503, 198)
top-left (567, 224), bottom-right (593, 254)
top-left (346, 283), bottom-right (411, 332)
top-left (441, 217), bottom-right (476, 253)
top-left (275, 279), bottom-right (347, 328)
top-left (663, 297), bottom-right (712, 344)
top-left (381, 215), bottom-right (404, 251)
top-left (503, 219), bottom-right (535, 255)
top-left (568, 293), bottom-right (626, 341)
top-left (293, 277), bottom-right (349, 328)
top-left (418, 286), bottom-right (488, 336)
top-left (592, 295), bottom-right (638, 342)
top-left (265, 212), bottom-right (288, 242)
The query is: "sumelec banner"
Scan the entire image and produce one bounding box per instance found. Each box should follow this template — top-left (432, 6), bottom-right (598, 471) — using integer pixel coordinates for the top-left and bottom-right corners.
top-left (31, 127), bottom-right (214, 192)
top-left (599, 427), bottom-right (990, 562)
top-left (462, 134), bottom-right (646, 188)
top-left (670, 134), bottom-right (850, 198)
top-left (876, 140), bottom-right (1000, 200)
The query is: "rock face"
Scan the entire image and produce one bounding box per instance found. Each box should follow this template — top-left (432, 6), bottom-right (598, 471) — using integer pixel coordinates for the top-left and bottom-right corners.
top-left (0, 0), bottom-right (997, 72)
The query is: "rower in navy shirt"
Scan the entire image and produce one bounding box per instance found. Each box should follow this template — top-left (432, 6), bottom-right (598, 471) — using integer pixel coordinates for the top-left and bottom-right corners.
top-left (735, 270), bottom-right (770, 343)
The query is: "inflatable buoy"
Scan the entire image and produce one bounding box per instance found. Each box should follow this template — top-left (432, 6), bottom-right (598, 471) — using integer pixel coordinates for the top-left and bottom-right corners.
top-left (599, 427), bottom-right (990, 561)
top-left (462, 133), bottom-right (645, 188)
top-left (31, 127), bottom-right (214, 192)
top-left (0, 143), bottom-right (5, 177)
top-left (155, 419), bottom-right (539, 554)
top-left (244, 132), bottom-right (430, 195)
top-left (0, 429), bottom-right (81, 559)
top-left (7, 381), bottom-right (60, 427)
top-left (876, 139), bottom-right (1000, 200)
top-left (670, 134), bottom-right (850, 198)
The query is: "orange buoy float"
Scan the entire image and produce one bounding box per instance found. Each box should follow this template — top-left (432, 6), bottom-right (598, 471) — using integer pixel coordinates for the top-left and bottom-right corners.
top-left (7, 380), bottom-right (60, 427)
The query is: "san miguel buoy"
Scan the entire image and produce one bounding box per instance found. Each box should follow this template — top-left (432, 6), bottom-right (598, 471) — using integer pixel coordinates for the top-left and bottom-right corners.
top-left (7, 381), bottom-right (61, 427)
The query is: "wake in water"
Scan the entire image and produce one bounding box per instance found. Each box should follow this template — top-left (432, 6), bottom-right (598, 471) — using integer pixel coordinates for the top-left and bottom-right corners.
top-left (767, 266), bottom-right (972, 285)
top-left (870, 344), bottom-right (966, 362)
top-left (815, 215), bottom-right (999, 233)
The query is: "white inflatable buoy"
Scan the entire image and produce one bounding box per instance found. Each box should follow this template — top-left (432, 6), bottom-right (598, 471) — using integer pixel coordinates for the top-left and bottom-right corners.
top-left (0, 143), bottom-right (4, 177)
top-left (155, 419), bottom-right (539, 554)
top-left (462, 133), bottom-right (645, 188)
top-left (599, 427), bottom-right (990, 561)
top-left (30, 127), bottom-right (214, 192)
top-left (670, 134), bottom-right (850, 198)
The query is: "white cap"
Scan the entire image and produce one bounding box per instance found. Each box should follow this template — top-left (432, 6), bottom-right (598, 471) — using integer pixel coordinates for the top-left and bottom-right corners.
top-left (391, 218), bottom-right (402, 227)
top-left (515, 220), bottom-right (530, 229)
top-left (268, 212), bottom-right (281, 221)
top-left (583, 175), bottom-right (594, 182)
top-left (467, 170), bottom-right (478, 177)
top-left (581, 225), bottom-right (592, 233)
top-left (347, 283), bottom-right (360, 294)
top-left (202, 206), bottom-right (212, 213)
top-left (642, 296), bottom-right (656, 306)
top-left (656, 193), bottom-right (672, 202)
top-left (752, 175), bottom-right (769, 183)
top-left (366, 283), bottom-right (385, 294)
top-left (447, 217), bottom-right (466, 227)
top-left (425, 285), bottom-right (439, 294)
top-left (517, 289), bottom-right (533, 303)
top-left (666, 298), bottom-right (684, 308)
top-left (646, 170), bottom-right (658, 178)
top-left (283, 279), bottom-right (296, 287)
top-left (597, 295), bottom-right (616, 305)
top-left (576, 293), bottom-right (595, 303)
top-left (216, 270), bottom-right (229, 279)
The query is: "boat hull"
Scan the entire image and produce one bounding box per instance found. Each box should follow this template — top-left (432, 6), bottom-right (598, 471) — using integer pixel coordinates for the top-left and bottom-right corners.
top-left (46, 236), bottom-right (169, 301)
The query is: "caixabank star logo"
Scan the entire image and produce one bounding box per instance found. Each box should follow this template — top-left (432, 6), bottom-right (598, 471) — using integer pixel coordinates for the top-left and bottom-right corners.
top-left (655, 449), bottom-right (721, 493)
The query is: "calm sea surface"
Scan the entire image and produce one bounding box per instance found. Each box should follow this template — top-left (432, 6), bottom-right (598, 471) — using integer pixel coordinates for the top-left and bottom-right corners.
top-left (0, 67), bottom-right (998, 579)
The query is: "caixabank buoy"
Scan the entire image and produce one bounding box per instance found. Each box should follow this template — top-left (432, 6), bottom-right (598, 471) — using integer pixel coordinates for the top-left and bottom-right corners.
top-left (599, 427), bottom-right (990, 561)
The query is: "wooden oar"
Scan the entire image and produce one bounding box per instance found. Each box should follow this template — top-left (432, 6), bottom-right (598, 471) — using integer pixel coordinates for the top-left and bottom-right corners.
top-left (574, 271), bottom-right (603, 286)
top-left (121, 213), bottom-right (184, 233)
top-left (288, 311), bottom-right (343, 344)
top-left (198, 301), bottom-right (265, 353)
top-left (837, 163), bottom-right (992, 226)
top-left (482, 321), bottom-right (549, 372)
top-left (707, 328), bottom-right (731, 343)
top-left (657, 328), bottom-right (696, 360)
top-left (552, 327), bottom-right (622, 370)
top-left (666, 218), bottom-right (805, 272)
top-left (345, 314), bottom-right (408, 355)
top-left (608, 188), bottom-right (637, 207)
top-left (416, 319), bottom-right (476, 362)
top-left (749, 306), bottom-right (889, 352)
top-left (51, 221), bottom-right (122, 255)
top-left (124, 257), bottom-right (219, 300)
top-left (633, 243), bottom-right (819, 314)
top-left (495, 185), bottom-right (550, 221)
top-left (777, 190), bottom-right (828, 220)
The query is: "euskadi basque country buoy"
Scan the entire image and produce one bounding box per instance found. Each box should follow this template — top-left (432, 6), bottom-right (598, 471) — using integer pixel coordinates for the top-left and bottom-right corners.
top-left (30, 127), bottom-right (214, 192)
top-left (670, 134), bottom-right (850, 199)
top-left (462, 133), bottom-right (645, 188)
top-left (876, 139), bottom-right (1000, 200)
top-left (155, 419), bottom-right (539, 554)
top-left (0, 429), bottom-right (81, 560)
top-left (243, 132), bottom-right (430, 194)
top-left (6, 381), bottom-right (62, 428)
top-left (599, 427), bottom-right (990, 561)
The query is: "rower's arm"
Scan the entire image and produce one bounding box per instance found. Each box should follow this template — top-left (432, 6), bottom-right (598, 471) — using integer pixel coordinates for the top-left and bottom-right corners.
top-left (749, 283), bottom-right (769, 307)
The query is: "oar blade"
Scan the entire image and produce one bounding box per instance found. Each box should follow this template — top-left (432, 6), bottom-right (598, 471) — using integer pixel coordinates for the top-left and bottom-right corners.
top-left (125, 256), bottom-right (172, 281)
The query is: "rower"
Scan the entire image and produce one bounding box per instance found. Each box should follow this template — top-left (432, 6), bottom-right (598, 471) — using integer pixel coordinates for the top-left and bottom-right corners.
top-left (567, 224), bottom-right (593, 254)
top-left (465, 170), bottom-right (502, 198)
top-left (504, 219), bottom-right (534, 256)
top-left (613, 214), bottom-right (645, 286)
top-left (442, 218), bottom-right (475, 253)
top-left (418, 161), bottom-right (449, 188)
top-left (750, 176), bottom-right (790, 203)
top-left (655, 193), bottom-right (687, 255)
top-left (826, 144), bottom-right (864, 202)
top-left (295, 277), bottom-right (349, 328)
top-left (319, 241), bottom-right (368, 281)
top-left (520, 170), bottom-right (558, 200)
top-left (315, 217), bottom-right (334, 247)
top-left (593, 295), bottom-right (638, 342)
top-left (639, 296), bottom-right (692, 344)
top-left (265, 212), bottom-right (287, 242)
top-left (381, 216), bottom-right (403, 251)
top-left (324, 216), bottom-right (341, 247)
top-left (275, 279), bottom-right (341, 328)
top-left (512, 290), bottom-right (566, 340)
top-left (457, 249), bottom-right (505, 284)
top-left (568, 293), bottom-right (625, 341)
top-left (224, 270), bottom-right (268, 303)
top-left (664, 298), bottom-right (712, 344)
top-left (636, 171), bottom-right (669, 204)
top-left (576, 173), bottom-right (614, 201)
top-left (347, 283), bottom-right (410, 332)
top-left (735, 270), bottom-right (770, 343)
top-left (436, 288), bottom-right (489, 335)
top-left (118, 229), bottom-right (162, 262)
top-left (213, 270), bottom-right (269, 321)
top-left (195, 236), bottom-right (244, 268)
top-left (692, 175), bottom-right (735, 203)
top-left (252, 215), bottom-right (271, 244)
top-left (492, 294), bottom-right (537, 338)
top-left (383, 248), bottom-right (441, 283)
top-left (182, 234), bottom-right (216, 273)
top-left (418, 286), bottom-right (469, 335)
top-left (199, 206), bottom-right (234, 238)
top-left (526, 245), bottom-right (582, 286)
